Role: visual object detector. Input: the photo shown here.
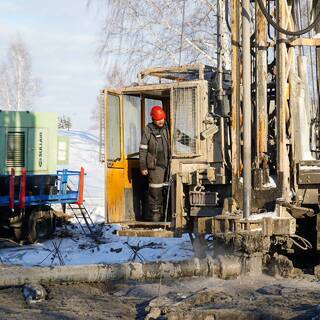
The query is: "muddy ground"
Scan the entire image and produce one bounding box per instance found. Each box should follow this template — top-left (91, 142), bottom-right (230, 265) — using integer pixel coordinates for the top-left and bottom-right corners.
top-left (0, 274), bottom-right (319, 320)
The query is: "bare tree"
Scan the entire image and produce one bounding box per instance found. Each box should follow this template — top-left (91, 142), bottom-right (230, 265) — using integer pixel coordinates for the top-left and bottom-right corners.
top-left (89, 0), bottom-right (218, 78)
top-left (90, 96), bottom-right (101, 130)
top-left (0, 37), bottom-right (41, 111)
top-left (58, 115), bottom-right (72, 130)
top-left (105, 64), bottom-right (127, 88)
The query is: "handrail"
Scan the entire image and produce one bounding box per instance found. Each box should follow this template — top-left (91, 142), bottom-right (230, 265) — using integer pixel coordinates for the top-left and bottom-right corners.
top-left (0, 168), bottom-right (84, 208)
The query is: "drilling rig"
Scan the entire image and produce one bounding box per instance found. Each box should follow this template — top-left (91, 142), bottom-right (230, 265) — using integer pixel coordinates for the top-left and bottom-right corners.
top-left (101, 0), bottom-right (320, 256)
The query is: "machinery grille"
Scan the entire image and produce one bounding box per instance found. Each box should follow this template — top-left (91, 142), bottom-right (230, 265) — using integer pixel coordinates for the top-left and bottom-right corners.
top-left (6, 132), bottom-right (25, 167)
top-left (189, 191), bottom-right (218, 206)
top-left (173, 87), bottom-right (197, 155)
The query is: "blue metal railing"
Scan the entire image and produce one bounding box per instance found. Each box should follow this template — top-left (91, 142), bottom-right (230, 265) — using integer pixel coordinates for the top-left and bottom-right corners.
top-left (0, 169), bottom-right (82, 208)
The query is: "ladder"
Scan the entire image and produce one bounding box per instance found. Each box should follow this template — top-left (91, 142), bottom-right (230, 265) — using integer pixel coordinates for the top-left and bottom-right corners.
top-left (67, 203), bottom-right (95, 235)
top-left (99, 90), bottom-right (106, 163)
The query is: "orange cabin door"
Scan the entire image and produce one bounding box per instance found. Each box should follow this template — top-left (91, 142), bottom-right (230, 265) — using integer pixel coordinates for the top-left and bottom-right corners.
top-left (105, 92), bottom-right (167, 223)
top-left (105, 92), bottom-right (126, 223)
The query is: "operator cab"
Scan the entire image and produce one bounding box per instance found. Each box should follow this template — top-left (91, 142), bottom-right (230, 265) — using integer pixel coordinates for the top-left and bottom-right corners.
top-left (103, 87), bottom-right (172, 235)
top-left (101, 64), bottom-right (228, 237)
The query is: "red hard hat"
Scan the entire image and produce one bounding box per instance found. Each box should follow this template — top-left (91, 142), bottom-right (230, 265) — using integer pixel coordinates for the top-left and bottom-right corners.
top-left (150, 105), bottom-right (166, 121)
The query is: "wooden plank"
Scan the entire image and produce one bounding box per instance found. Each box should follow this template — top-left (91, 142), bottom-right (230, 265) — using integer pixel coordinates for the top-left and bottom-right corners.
top-left (123, 83), bottom-right (173, 92)
top-left (214, 215), bottom-right (240, 220)
top-left (139, 63), bottom-right (206, 79)
top-left (102, 88), bottom-right (122, 95)
top-left (120, 221), bottom-right (171, 227)
top-left (289, 38), bottom-right (320, 47)
top-left (121, 80), bottom-right (203, 94)
top-left (117, 229), bottom-right (175, 237)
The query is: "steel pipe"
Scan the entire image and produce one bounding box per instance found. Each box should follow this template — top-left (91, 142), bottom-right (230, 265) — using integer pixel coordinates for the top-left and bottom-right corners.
top-left (242, 0), bottom-right (252, 218)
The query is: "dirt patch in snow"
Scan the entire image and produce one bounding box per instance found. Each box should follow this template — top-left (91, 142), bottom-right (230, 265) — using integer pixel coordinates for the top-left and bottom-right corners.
top-left (0, 282), bottom-right (138, 320)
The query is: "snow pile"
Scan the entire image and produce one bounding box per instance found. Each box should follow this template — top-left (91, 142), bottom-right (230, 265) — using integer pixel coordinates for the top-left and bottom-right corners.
top-left (262, 176), bottom-right (277, 188)
top-left (248, 211), bottom-right (278, 221)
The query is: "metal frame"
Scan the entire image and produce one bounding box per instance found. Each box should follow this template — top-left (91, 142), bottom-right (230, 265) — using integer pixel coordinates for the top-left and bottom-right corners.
top-left (0, 169), bottom-right (83, 207)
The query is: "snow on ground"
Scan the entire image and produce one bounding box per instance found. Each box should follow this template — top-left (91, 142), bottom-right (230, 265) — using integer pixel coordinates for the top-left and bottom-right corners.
top-left (0, 224), bottom-right (193, 267)
top-left (0, 129), bottom-right (194, 266)
top-left (58, 128), bottom-right (105, 222)
top-left (58, 128), bottom-right (105, 202)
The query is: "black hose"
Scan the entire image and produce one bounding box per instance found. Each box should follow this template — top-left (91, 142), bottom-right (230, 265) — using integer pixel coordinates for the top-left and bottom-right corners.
top-left (225, 0), bottom-right (232, 33)
top-left (256, 0), bottom-right (320, 36)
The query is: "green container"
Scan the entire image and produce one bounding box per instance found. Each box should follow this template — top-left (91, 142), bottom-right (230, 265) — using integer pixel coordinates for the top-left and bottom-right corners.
top-left (0, 111), bottom-right (67, 175)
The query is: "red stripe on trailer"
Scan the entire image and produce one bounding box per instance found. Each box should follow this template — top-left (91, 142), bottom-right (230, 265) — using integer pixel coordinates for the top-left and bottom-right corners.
top-left (20, 168), bottom-right (27, 209)
top-left (76, 167), bottom-right (85, 205)
top-left (9, 168), bottom-right (15, 210)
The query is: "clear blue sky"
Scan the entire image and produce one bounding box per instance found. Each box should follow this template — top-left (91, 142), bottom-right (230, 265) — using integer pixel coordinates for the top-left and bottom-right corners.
top-left (0, 0), bottom-right (105, 129)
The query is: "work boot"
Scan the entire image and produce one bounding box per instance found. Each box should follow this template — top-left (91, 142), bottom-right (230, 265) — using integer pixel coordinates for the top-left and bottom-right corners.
top-left (149, 208), bottom-right (163, 222)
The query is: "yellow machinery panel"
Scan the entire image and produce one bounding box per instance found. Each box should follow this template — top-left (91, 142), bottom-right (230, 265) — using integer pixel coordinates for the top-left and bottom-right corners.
top-left (106, 166), bottom-right (125, 223)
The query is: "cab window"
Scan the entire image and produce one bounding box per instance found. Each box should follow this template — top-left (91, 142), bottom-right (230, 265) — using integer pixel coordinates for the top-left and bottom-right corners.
top-left (107, 94), bottom-right (121, 161)
top-left (124, 95), bottom-right (141, 158)
top-left (145, 98), bottom-right (163, 124)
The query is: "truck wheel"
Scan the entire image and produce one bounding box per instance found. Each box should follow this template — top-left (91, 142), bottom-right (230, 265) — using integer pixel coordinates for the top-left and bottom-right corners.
top-left (26, 208), bottom-right (56, 244)
top-left (13, 227), bottom-right (22, 241)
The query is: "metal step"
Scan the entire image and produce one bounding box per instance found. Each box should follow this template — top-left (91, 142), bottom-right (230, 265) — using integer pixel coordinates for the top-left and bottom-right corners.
top-left (67, 203), bottom-right (95, 235)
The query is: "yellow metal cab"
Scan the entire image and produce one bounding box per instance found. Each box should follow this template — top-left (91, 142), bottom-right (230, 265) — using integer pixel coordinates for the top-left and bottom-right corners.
top-left (100, 64), bottom-right (229, 237)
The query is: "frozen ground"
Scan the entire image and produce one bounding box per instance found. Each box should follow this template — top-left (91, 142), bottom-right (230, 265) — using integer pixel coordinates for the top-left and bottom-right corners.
top-left (0, 273), bottom-right (320, 319)
top-left (0, 224), bottom-right (194, 267)
top-left (0, 129), bottom-right (194, 267)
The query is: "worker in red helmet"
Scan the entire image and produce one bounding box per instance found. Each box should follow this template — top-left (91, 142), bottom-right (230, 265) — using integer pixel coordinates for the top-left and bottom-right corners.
top-left (139, 105), bottom-right (170, 222)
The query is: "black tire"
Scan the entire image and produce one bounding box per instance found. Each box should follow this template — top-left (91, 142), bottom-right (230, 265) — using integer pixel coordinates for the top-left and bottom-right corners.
top-left (13, 227), bottom-right (22, 241)
top-left (26, 207), bottom-right (56, 244)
